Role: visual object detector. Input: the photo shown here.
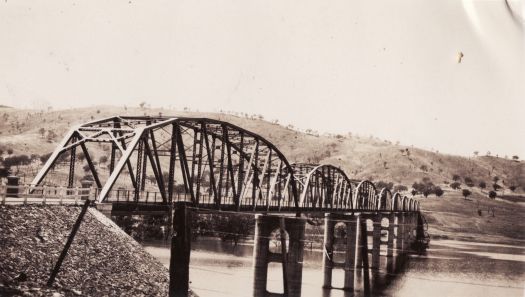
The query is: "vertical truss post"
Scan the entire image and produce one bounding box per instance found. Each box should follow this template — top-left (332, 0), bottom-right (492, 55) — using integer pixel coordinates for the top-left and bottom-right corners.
top-left (141, 133), bottom-right (148, 191)
top-left (217, 136), bottom-right (226, 207)
top-left (202, 123), bottom-right (218, 206)
top-left (68, 135), bottom-right (77, 189)
top-left (135, 137), bottom-right (144, 201)
top-left (251, 140), bottom-right (259, 207)
top-left (195, 125), bottom-right (204, 204)
top-left (168, 123), bottom-right (177, 203)
top-left (236, 131), bottom-right (244, 206)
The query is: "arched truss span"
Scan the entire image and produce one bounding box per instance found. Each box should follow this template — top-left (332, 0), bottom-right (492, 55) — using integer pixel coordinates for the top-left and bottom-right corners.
top-left (291, 163), bottom-right (353, 210)
top-left (31, 116), bottom-right (299, 211)
top-left (377, 188), bottom-right (392, 210)
top-left (402, 196), bottom-right (409, 211)
top-left (30, 116), bottom-right (421, 214)
top-left (392, 192), bottom-right (403, 211)
top-left (354, 180), bottom-right (377, 210)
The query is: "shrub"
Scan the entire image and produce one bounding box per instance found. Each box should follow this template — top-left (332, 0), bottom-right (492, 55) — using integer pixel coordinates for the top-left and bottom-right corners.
top-left (434, 187), bottom-right (444, 197)
top-left (488, 191), bottom-right (497, 199)
top-left (450, 182), bottom-right (461, 190)
top-left (462, 189), bottom-right (471, 199)
top-left (492, 183), bottom-right (502, 191)
top-left (393, 185), bottom-right (408, 193)
top-left (478, 181), bottom-right (486, 190)
top-left (376, 181), bottom-right (394, 191)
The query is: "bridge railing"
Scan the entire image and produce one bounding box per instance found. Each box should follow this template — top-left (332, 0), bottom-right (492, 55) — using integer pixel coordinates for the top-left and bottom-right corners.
top-left (0, 184), bottom-right (91, 205)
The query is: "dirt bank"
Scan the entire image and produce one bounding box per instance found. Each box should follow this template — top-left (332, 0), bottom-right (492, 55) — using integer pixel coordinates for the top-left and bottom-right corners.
top-left (0, 205), bottom-right (175, 296)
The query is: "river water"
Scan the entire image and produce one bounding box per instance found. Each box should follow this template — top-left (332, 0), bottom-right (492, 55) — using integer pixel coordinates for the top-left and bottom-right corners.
top-left (143, 237), bottom-right (525, 297)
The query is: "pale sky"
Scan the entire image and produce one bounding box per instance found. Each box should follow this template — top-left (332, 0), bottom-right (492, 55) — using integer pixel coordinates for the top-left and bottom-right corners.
top-left (0, 0), bottom-right (524, 158)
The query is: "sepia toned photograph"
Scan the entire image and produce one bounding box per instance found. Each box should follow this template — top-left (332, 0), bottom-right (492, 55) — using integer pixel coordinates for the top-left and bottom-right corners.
top-left (0, 1), bottom-right (524, 296)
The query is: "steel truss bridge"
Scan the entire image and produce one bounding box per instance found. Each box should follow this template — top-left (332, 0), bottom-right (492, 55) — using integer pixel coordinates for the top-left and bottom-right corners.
top-left (31, 116), bottom-right (419, 213)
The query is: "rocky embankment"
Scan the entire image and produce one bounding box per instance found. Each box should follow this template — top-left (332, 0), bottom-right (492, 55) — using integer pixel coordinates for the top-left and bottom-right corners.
top-left (0, 205), bottom-right (173, 296)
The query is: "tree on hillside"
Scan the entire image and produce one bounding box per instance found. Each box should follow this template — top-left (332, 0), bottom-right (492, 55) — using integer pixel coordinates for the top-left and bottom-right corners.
top-left (512, 155), bottom-right (519, 161)
top-left (462, 189), bottom-right (471, 200)
top-left (488, 191), bottom-right (497, 199)
top-left (412, 178), bottom-right (436, 197)
top-left (99, 155), bottom-right (108, 164)
top-left (493, 176), bottom-right (500, 183)
top-left (452, 174), bottom-right (461, 182)
top-left (411, 189), bottom-right (417, 197)
top-left (450, 182), bottom-right (461, 190)
top-left (376, 181), bottom-right (394, 191)
top-left (393, 185), bottom-right (408, 193)
top-left (473, 151), bottom-right (479, 157)
top-left (7, 148), bottom-right (13, 155)
top-left (434, 187), bottom-right (444, 197)
top-left (509, 185), bottom-right (517, 192)
top-left (492, 183), bottom-right (502, 191)
top-left (39, 127), bottom-right (45, 138)
top-left (40, 153), bottom-right (52, 164)
top-left (464, 177), bottom-right (474, 187)
top-left (478, 181), bottom-right (486, 191)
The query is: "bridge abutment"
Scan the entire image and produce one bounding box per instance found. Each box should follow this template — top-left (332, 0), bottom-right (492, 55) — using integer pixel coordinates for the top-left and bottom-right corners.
top-left (253, 214), bottom-right (306, 297)
top-left (95, 203), bottom-right (113, 219)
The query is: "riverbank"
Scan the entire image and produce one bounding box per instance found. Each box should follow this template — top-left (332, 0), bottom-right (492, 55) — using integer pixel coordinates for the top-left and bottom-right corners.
top-left (0, 205), bottom-right (189, 296)
top-left (419, 189), bottom-right (525, 245)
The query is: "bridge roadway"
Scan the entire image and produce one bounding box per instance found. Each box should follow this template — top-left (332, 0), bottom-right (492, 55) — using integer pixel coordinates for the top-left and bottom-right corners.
top-left (22, 116), bottom-right (426, 296)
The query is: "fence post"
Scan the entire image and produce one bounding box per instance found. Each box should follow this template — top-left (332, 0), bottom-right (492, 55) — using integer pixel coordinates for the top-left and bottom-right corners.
top-left (1, 185), bottom-right (5, 205)
top-left (23, 185), bottom-right (28, 205)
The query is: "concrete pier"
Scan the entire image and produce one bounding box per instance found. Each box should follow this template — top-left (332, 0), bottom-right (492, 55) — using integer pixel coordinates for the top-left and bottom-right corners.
top-left (169, 202), bottom-right (192, 297)
top-left (322, 213), bottom-right (358, 291)
top-left (253, 214), bottom-right (306, 297)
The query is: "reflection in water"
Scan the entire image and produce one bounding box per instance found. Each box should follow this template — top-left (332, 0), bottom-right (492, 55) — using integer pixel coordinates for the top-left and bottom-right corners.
top-left (144, 237), bottom-right (525, 297)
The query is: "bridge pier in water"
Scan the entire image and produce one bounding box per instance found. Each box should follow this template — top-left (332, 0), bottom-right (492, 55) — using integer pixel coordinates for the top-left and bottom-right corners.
top-left (322, 213), bottom-right (358, 291)
top-left (169, 202), bottom-right (193, 297)
top-left (252, 214), bottom-right (306, 297)
top-left (321, 212), bottom-right (422, 295)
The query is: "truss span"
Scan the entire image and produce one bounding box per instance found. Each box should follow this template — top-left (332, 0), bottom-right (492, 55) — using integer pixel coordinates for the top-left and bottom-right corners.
top-left (31, 116), bottom-right (420, 213)
top-left (292, 164), bottom-right (354, 210)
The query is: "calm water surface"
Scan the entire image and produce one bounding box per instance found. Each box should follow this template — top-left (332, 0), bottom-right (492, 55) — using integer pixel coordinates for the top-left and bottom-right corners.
top-left (144, 238), bottom-right (525, 297)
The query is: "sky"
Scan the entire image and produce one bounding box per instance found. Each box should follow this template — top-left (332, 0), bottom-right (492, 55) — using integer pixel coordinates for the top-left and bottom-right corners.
top-left (0, 0), bottom-right (524, 158)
